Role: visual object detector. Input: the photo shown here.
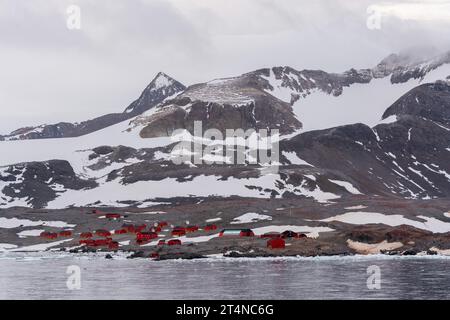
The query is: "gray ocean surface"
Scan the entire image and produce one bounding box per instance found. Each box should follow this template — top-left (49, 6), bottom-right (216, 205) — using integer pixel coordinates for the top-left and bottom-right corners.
top-left (1, 253), bottom-right (450, 299)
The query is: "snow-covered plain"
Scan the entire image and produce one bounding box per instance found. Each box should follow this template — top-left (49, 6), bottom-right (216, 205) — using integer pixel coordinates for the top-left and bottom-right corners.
top-left (43, 172), bottom-right (342, 208)
top-left (291, 64), bottom-right (450, 131)
top-left (0, 118), bottom-right (172, 174)
top-left (9, 239), bottom-right (73, 252)
top-left (321, 211), bottom-right (450, 233)
top-left (0, 217), bottom-right (75, 229)
top-left (17, 229), bottom-right (45, 238)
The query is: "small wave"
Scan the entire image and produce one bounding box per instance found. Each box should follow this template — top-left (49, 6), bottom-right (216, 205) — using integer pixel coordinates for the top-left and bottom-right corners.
top-left (2, 251), bottom-right (450, 263)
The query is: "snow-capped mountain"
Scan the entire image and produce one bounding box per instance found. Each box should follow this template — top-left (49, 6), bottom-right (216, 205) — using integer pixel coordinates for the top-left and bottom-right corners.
top-left (131, 51), bottom-right (450, 138)
top-left (0, 51), bottom-right (449, 208)
top-left (123, 72), bottom-right (186, 115)
top-left (132, 71), bottom-right (303, 138)
top-left (282, 80), bottom-right (450, 200)
top-left (0, 72), bottom-right (185, 141)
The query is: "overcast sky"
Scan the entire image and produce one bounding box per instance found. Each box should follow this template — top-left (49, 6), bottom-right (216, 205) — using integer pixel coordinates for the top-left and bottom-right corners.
top-left (1, 0), bottom-right (450, 133)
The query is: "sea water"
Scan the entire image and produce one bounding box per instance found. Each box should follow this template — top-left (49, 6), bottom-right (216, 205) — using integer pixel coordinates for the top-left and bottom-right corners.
top-left (0, 252), bottom-right (449, 299)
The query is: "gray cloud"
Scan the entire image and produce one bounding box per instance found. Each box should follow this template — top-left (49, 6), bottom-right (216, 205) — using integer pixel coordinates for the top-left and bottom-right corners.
top-left (1, 0), bottom-right (450, 133)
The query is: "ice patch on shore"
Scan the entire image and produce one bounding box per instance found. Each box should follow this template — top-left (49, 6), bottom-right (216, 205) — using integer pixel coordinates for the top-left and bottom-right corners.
top-left (347, 239), bottom-right (403, 255)
top-left (175, 234), bottom-right (220, 244)
top-left (8, 239), bottom-right (73, 252)
top-left (17, 229), bottom-right (45, 238)
top-left (429, 247), bottom-right (450, 256)
top-left (0, 243), bottom-right (18, 251)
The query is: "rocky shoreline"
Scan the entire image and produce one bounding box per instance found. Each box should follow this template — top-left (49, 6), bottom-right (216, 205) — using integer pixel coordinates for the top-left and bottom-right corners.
top-left (1, 196), bottom-right (450, 260)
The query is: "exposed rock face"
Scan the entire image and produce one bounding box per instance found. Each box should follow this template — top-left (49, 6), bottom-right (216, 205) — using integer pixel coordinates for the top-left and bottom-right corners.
top-left (382, 80), bottom-right (450, 124)
top-left (0, 160), bottom-right (97, 208)
top-left (123, 72), bottom-right (186, 115)
top-left (134, 65), bottom-right (380, 138)
top-left (282, 81), bottom-right (450, 199)
top-left (373, 51), bottom-right (450, 83)
top-left (134, 51), bottom-right (450, 139)
top-left (256, 66), bottom-right (373, 101)
top-left (136, 73), bottom-right (303, 137)
top-left (0, 72), bottom-right (185, 141)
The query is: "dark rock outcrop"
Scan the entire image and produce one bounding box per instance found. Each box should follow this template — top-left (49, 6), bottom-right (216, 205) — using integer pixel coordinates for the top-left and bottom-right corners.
top-left (0, 160), bottom-right (97, 208)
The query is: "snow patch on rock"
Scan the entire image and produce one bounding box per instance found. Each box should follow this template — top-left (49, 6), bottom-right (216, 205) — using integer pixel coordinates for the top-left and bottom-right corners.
top-left (230, 212), bottom-right (272, 224)
top-left (321, 211), bottom-right (450, 233)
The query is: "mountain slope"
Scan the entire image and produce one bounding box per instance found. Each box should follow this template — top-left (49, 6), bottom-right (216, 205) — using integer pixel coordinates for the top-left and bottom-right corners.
top-left (131, 51), bottom-right (450, 138)
top-left (0, 72), bottom-right (185, 141)
top-left (282, 80), bottom-right (450, 199)
top-left (0, 52), bottom-right (449, 208)
top-left (134, 72), bottom-right (303, 137)
top-left (382, 80), bottom-right (450, 124)
top-left (1, 79), bottom-right (449, 208)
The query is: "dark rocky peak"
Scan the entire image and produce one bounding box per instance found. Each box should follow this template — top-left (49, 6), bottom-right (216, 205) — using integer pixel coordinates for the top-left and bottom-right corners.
top-left (373, 50), bottom-right (450, 83)
top-left (124, 72), bottom-right (186, 114)
top-left (136, 73), bottom-right (303, 138)
top-left (255, 49), bottom-right (450, 106)
top-left (1, 72), bottom-right (186, 141)
top-left (382, 80), bottom-right (450, 124)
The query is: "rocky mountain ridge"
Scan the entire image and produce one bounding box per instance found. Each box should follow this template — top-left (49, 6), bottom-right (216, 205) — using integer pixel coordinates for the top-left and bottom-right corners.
top-left (0, 73), bottom-right (185, 141)
top-left (1, 79), bottom-right (449, 208)
top-left (3, 51), bottom-right (450, 141)
top-left (132, 51), bottom-right (450, 138)
top-left (0, 51), bottom-right (449, 208)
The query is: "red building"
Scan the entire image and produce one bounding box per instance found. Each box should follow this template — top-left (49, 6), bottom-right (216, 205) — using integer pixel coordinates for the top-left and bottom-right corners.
top-left (171, 227), bottom-right (186, 237)
top-left (204, 224), bottom-right (218, 231)
top-left (267, 238), bottom-right (285, 249)
top-left (136, 232), bottom-right (158, 242)
top-left (168, 239), bottom-right (182, 246)
top-left (40, 232), bottom-right (58, 239)
top-left (80, 232), bottom-right (93, 239)
top-left (95, 229), bottom-right (112, 237)
top-left (59, 230), bottom-right (73, 237)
